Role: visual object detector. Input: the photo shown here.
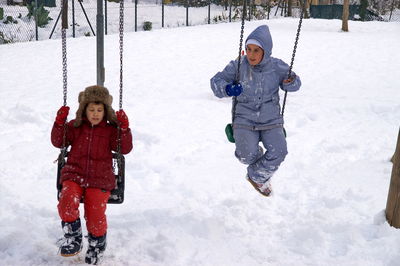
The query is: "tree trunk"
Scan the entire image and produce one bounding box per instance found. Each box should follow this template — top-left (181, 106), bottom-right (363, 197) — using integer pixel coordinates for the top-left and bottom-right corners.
top-left (301, 0), bottom-right (310, 19)
top-left (342, 0), bottom-right (349, 32)
top-left (386, 128), bottom-right (400, 228)
top-left (287, 0), bottom-right (292, 17)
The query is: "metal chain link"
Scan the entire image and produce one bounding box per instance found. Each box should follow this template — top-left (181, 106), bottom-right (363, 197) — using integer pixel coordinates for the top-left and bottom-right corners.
top-left (60, 0), bottom-right (68, 159)
top-left (62, 28), bottom-right (67, 107)
top-left (235, 0), bottom-right (247, 83)
top-left (61, 0), bottom-right (68, 151)
top-left (119, 0), bottom-right (124, 111)
top-left (231, 0), bottom-right (247, 124)
top-left (281, 0), bottom-right (305, 117)
top-left (116, 0), bottom-right (125, 159)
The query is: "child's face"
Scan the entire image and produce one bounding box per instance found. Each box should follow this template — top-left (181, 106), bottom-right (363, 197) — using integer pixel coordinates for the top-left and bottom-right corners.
top-left (246, 44), bottom-right (264, 66)
top-left (86, 103), bottom-right (105, 126)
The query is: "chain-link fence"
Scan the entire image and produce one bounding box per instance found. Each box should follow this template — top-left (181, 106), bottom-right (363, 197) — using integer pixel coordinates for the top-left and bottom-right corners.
top-left (1, 0), bottom-right (399, 44)
top-left (0, 0), bottom-right (277, 44)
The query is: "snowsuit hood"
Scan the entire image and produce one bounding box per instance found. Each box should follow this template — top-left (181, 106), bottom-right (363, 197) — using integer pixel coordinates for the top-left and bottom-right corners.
top-left (245, 25), bottom-right (273, 65)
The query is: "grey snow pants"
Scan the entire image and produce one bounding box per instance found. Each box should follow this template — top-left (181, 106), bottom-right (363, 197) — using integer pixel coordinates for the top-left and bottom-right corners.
top-left (233, 126), bottom-right (288, 184)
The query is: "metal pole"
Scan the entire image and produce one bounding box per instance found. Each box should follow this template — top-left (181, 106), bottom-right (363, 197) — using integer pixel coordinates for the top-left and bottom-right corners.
top-left (49, 9), bottom-right (62, 39)
top-left (79, 1), bottom-right (96, 36)
top-left (97, 0), bottom-right (105, 86)
top-left (208, 1), bottom-right (210, 24)
top-left (35, 0), bottom-right (38, 40)
top-left (186, 0), bottom-right (189, 26)
top-left (389, 0), bottom-right (395, 21)
top-left (105, 0), bottom-right (108, 35)
top-left (135, 0), bottom-right (137, 32)
top-left (248, 0), bottom-right (251, 21)
top-left (72, 0), bottom-right (76, 38)
top-left (229, 0), bottom-right (232, 22)
top-left (162, 0), bottom-right (164, 27)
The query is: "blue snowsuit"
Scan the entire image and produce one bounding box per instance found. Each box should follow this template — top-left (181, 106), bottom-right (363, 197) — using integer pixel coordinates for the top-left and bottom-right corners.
top-left (210, 25), bottom-right (301, 184)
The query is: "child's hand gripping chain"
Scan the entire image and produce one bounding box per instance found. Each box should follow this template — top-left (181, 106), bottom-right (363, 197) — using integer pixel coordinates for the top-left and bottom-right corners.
top-left (55, 106), bottom-right (70, 126)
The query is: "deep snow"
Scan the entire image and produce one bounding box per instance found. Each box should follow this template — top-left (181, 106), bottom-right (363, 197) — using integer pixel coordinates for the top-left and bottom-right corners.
top-left (1, 17), bottom-right (400, 266)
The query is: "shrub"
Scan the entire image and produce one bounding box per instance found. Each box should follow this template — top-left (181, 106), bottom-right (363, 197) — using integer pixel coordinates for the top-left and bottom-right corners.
top-left (143, 21), bottom-right (152, 31)
top-left (3, 15), bottom-right (18, 24)
top-left (27, 3), bottom-right (52, 28)
top-left (0, 31), bottom-right (14, 44)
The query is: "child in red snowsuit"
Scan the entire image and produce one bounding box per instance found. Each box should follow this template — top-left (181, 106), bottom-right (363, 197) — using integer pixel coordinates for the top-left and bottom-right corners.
top-left (51, 85), bottom-right (133, 264)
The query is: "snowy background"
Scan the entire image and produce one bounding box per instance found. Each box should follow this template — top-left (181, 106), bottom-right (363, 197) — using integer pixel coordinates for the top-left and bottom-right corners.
top-left (1, 15), bottom-right (400, 266)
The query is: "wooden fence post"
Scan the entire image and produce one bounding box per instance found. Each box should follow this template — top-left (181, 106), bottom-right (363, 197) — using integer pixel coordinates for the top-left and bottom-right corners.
top-left (386, 128), bottom-right (400, 228)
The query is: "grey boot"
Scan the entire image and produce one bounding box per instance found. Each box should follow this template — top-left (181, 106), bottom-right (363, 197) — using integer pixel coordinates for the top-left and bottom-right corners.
top-left (60, 218), bottom-right (83, 257)
top-left (85, 233), bottom-right (107, 265)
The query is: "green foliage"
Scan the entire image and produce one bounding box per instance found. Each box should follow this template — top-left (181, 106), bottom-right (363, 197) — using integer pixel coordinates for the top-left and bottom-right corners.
top-left (27, 3), bottom-right (52, 28)
top-left (359, 0), bottom-right (369, 21)
top-left (3, 15), bottom-right (18, 24)
top-left (143, 21), bottom-right (152, 31)
top-left (0, 31), bottom-right (14, 44)
top-left (0, 7), bottom-right (3, 21)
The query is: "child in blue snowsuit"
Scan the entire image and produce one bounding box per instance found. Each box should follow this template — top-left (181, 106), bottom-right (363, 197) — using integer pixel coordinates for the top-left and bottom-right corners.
top-left (210, 25), bottom-right (301, 196)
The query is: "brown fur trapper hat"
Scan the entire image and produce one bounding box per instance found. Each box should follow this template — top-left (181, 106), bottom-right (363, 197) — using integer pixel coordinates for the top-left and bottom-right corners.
top-left (74, 85), bottom-right (118, 127)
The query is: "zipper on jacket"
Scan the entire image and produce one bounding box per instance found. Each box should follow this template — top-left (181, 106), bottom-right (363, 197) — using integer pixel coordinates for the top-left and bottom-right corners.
top-left (85, 125), bottom-right (94, 183)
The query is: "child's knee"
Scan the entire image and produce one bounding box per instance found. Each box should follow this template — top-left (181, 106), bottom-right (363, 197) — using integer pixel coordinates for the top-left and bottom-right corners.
top-left (84, 188), bottom-right (110, 236)
top-left (235, 146), bottom-right (262, 165)
top-left (58, 181), bottom-right (82, 222)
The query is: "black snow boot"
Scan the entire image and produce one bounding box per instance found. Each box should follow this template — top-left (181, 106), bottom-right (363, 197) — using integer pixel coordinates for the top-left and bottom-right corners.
top-left (59, 218), bottom-right (83, 257)
top-left (85, 233), bottom-right (107, 265)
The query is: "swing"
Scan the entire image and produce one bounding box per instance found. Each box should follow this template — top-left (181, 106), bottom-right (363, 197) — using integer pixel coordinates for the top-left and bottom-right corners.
top-left (225, 0), bottom-right (306, 143)
top-left (56, 0), bottom-right (126, 204)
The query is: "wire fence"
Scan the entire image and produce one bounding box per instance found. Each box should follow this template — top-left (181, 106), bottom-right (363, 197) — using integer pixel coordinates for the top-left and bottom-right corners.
top-left (0, 0), bottom-right (276, 44)
top-left (0, 0), bottom-right (399, 44)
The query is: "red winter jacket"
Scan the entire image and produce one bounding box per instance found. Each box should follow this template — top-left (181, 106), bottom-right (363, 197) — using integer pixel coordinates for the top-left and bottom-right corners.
top-left (51, 119), bottom-right (133, 191)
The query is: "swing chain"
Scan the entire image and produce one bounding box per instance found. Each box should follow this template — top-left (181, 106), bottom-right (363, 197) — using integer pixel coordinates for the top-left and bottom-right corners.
top-left (287, 0), bottom-right (305, 78)
top-left (236, 0), bottom-right (247, 83)
top-left (61, 34), bottom-right (67, 106)
top-left (118, 0), bottom-right (124, 111)
top-left (61, 0), bottom-right (68, 153)
top-left (231, 0), bottom-right (247, 125)
top-left (116, 0), bottom-right (125, 168)
top-left (281, 0), bottom-right (305, 117)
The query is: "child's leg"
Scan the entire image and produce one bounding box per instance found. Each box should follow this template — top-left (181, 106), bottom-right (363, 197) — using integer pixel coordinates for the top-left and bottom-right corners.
top-left (248, 127), bottom-right (287, 183)
top-left (83, 188), bottom-right (111, 237)
top-left (234, 127), bottom-right (263, 165)
top-left (58, 180), bottom-right (84, 222)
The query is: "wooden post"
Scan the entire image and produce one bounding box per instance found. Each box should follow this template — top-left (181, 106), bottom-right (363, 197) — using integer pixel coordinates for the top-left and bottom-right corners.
top-left (386, 128), bottom-right (400, 228)
top-left (341, 0), bottom-right (349, 32)
top-left (62, 0), bottom-right (68, 29)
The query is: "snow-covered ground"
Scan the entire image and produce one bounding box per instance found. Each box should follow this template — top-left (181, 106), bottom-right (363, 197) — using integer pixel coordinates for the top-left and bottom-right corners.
top-left (1, 17), bottom-right (400, 265)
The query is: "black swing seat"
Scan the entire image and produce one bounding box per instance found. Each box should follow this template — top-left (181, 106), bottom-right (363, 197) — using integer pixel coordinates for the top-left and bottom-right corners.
top-left (57, 150), bottom-right (125, 204)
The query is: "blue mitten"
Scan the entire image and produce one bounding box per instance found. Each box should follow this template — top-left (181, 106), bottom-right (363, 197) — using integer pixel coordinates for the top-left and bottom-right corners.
top-left (225, 82), bottom-right (243, 97)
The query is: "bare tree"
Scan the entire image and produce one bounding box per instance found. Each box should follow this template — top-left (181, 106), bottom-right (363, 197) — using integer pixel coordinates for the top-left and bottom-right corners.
top-left (287, 0), bottom-right (293, 17)
top-left (342, 0), bottom-right (349, 31)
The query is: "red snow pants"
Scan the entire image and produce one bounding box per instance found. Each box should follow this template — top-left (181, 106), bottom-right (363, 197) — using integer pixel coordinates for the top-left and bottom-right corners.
top-left (58, 180), bottom-right (111, 237)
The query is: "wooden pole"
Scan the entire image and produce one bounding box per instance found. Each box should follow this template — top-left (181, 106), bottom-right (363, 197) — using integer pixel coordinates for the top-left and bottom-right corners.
top-left (386, 128), bottom-right (400, 228)
top-left (341, 0), bottom-right (349, 32)
top-left (61, 0), bottom-right (68, 29)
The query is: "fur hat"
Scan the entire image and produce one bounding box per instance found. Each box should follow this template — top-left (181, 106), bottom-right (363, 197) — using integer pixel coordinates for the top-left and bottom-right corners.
top-left (74, 85), bottom-right (117, 127)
